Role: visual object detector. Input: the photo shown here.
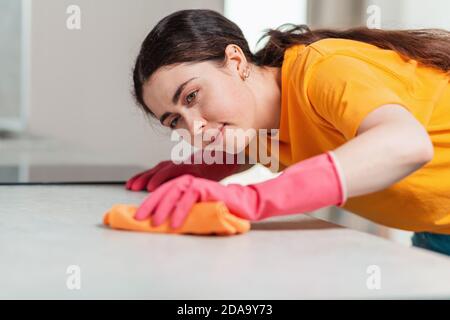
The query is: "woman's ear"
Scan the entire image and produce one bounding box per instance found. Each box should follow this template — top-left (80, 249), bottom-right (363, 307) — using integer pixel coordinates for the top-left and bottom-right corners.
top-left (224, 44), bottom-right (248, 80)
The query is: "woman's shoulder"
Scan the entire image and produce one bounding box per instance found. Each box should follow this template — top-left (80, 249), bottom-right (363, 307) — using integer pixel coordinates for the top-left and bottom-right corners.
top-left (283, 37), bottom-right (407, 84)
top-left (283, 38), bottom-right (377, 62)
top-left (308, 38), bottom-right (378, 56)
top-left (282, 38), bottom-right (375, 71)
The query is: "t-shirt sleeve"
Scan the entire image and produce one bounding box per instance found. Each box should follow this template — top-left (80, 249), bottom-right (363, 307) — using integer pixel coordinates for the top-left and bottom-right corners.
top-left (307, 54), bottom-right (409, 140)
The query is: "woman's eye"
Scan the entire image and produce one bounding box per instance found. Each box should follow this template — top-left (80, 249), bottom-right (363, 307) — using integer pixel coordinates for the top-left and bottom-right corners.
top-left (169, 117), bottom-right (179, 129)
top-left (185, 90), bottom-right (198, 104)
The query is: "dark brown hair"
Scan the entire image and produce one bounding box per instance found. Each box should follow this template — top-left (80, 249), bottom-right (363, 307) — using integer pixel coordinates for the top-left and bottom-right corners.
top-left (133, 9), bottom-right (450, 118)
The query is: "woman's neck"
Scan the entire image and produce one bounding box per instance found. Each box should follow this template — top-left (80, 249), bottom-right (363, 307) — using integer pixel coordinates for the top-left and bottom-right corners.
top-left (248, 64), bottom-right (282, 134)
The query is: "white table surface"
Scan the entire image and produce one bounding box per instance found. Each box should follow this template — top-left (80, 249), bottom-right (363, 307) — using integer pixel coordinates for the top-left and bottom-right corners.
top-left (1, 184), bottom-right (450, 299)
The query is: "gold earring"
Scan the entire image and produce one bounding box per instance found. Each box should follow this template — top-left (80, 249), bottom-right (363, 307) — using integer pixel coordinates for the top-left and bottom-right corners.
top-left (244, 68), bottom-right (250, 80)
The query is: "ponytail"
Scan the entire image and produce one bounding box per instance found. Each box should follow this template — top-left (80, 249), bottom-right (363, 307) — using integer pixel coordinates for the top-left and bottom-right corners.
top-left (254, 24), bottom-right (450, 73)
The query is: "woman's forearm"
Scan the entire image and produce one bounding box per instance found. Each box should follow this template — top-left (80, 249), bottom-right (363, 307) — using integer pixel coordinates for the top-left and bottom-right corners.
top-left (332, 110), bottom-right (434, 198)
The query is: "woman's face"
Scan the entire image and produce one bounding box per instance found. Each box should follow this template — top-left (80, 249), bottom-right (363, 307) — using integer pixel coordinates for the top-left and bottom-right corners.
top-left (141, 45), bottom-right (258, 154)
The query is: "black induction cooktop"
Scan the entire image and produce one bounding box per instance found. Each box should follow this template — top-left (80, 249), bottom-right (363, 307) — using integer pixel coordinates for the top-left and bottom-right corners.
top-left (0, 164), bottom-right (146, 185)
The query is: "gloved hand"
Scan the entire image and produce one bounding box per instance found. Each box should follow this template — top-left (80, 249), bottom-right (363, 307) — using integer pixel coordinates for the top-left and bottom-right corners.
top-left (125, 150), bottom-right (242, 192)
top-left (134, 151), bottom-right (347, 229)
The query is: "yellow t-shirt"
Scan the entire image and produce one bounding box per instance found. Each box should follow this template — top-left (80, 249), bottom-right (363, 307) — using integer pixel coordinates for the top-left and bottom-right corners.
top-left (276, 38), bottom-right (450, 234)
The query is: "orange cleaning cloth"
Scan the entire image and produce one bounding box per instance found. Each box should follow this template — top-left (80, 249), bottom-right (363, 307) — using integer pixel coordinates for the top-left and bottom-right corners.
top-left (103, 201), bottom-right (250, 236)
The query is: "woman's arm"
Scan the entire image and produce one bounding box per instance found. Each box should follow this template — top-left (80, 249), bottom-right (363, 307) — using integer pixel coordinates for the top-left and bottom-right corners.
top-left (332, 104), bottom-right (434, 198)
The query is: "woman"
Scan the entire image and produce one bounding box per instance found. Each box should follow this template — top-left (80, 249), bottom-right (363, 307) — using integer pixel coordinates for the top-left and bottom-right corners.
top-left (126, 9), bottom-right (450, 255)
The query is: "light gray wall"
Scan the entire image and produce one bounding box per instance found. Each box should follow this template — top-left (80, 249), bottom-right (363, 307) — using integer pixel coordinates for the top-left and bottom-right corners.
top-left (0, 0), bottom-right (22, 119)
top-left (364, 0), bottom-right (450, 29)
top-left (308, 0), bottom-right (450, 30)
top-left (27, 0), bottom-right (223, 166)
top-left (307, 0), bottom-right (365, 28)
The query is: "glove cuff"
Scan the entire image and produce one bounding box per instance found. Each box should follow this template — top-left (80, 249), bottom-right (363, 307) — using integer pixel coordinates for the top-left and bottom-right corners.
top-left (326, 151), bottom-right (348, 207)
top-left (248, 151), bottom-right (348, 220)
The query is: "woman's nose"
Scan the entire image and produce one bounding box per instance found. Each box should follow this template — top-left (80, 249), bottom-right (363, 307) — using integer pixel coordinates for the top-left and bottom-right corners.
top-left (186, 116), bottom-right (207, 139)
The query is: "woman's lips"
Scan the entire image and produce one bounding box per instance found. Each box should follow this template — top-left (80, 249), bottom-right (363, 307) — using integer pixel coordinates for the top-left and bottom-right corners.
top-left (207, 125), bottom-right (225, 146)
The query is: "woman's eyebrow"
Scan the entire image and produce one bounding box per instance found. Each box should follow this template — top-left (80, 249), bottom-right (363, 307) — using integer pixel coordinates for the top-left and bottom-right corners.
top-left (159, 77), bottom-right (199, 124)
top-left (172, 77), bottom-right (198, 105)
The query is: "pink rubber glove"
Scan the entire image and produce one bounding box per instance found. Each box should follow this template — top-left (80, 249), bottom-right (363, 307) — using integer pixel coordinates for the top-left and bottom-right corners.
top-left (125, 150), bottom-right (241, 192)
top-left (134, 151), bottom-right (347, 229)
